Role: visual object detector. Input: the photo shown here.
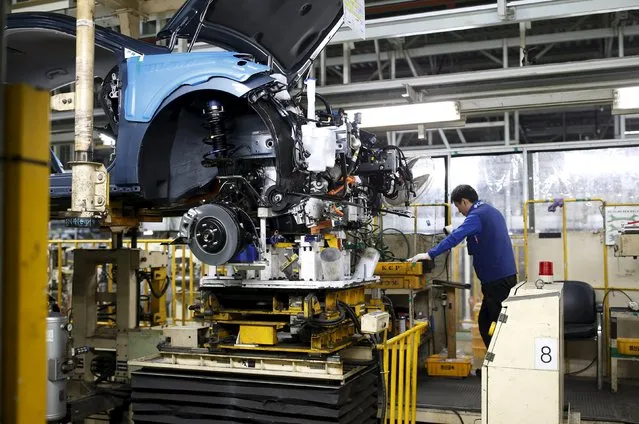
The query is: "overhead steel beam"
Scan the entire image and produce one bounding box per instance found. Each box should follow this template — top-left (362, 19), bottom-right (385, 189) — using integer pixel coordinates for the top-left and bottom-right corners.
top-left (330, 0), bottom-right (639, 44)
top-left (317, 56), bottom-right (639, 95)
top-left (460, 88), bottom-right (614, 114)
top-left (323, 25), bottom-right (639, 68)
top-left (401, 136), bottom-right (639, 156)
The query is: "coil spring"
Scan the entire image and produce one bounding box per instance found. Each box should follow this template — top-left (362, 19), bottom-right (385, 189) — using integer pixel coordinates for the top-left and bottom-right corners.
top-left (201, 100), bottom-right (228, 167)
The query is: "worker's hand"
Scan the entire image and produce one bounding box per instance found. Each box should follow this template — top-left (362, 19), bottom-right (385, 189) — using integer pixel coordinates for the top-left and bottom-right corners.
top-left (408, 253), bottom-right (431, 262)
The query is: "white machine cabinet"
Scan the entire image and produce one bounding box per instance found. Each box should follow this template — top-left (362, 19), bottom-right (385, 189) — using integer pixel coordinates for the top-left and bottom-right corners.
top-left (481, 282), bottom-right (564, 424)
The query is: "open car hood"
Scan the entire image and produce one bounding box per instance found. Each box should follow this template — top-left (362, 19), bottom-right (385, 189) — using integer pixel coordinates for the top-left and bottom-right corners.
top-left (6, 12), bottom-right (168, 90)
top-left (157, 0), bottom-right (344, 80)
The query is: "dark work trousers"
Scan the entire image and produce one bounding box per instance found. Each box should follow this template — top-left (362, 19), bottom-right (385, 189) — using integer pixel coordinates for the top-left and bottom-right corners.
top-left (478, 274), bottom-right (517, 348)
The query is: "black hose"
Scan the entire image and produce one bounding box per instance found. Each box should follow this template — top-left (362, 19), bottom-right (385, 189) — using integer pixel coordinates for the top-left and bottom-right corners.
top-left (338, 301), bottom-right (361, 334)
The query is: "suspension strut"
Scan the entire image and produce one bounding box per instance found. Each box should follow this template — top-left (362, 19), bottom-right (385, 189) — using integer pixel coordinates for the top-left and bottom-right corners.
top-left (201, 99), bottom-right (229, 167)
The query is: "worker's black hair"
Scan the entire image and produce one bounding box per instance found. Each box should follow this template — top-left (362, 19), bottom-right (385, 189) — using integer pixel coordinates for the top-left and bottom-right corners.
top-left (451, 184), bottom-right (478, 204)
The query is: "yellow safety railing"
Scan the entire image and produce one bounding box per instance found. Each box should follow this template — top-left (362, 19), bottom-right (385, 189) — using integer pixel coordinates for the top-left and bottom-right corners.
top-left (378, 322), bottom-right (428, 423)
top-left (47, 239), bottom-right (200, 324)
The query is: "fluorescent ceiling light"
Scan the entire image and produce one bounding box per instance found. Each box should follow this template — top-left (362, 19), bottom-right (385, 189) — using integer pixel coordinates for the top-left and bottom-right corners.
top-left (612, 86), bottom-right (639, 115)
top-left (346, 101), bottom-right (462, 128)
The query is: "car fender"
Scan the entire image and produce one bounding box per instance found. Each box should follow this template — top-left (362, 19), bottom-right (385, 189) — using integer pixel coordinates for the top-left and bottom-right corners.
top-left (123, 51), bottom-right (272, 123)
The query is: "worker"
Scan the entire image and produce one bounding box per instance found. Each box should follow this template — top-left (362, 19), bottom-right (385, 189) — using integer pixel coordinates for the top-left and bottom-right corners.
top-left (408, 184), bottom-right (517, 349)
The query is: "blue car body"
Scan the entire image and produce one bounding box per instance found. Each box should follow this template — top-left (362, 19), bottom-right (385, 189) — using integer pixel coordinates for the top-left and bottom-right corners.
top-left (5, 0), bottom-right (343, 215)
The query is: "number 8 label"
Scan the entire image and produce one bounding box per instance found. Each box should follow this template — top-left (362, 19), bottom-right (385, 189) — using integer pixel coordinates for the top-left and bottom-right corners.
top-left (535, 338), bottom-right (558, 370)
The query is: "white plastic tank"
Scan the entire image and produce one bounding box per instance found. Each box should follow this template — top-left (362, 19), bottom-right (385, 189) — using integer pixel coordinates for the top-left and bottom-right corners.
top-left (352, 248), bottom-right (381, 280)
top-left (46, 313), bottom-right (68, 421)
top-left (320, 247), bottom-right (343, 281)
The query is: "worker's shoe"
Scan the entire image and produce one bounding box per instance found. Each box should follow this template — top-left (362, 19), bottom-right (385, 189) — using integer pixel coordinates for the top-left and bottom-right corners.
top-left (475, 368), bottom-right (482, 377)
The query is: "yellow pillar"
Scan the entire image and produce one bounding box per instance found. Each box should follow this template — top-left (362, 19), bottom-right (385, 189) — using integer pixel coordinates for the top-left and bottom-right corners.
top-left (2, 84), bottom-right (50, 423)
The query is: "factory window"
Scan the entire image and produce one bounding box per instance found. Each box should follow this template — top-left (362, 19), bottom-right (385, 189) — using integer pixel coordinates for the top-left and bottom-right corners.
top-left (380, 157), bottom-right (447, 237)
top-left (531, 147), bottom-right (639, 232)
top-left (449, 153), bottom-right (525, 233)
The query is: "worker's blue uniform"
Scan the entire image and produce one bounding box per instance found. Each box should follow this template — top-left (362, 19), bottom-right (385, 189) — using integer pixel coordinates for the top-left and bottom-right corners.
top-left (428, 200), bottom-right (517, 348)
top-left (428, 200), bottom-right (516, 283)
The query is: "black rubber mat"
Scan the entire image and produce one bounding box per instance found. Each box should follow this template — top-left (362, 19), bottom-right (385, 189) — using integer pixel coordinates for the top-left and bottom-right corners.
top-left (416, 375), bottom-right (639, 423)
top-left (131, 365), bottom-right (378, 424)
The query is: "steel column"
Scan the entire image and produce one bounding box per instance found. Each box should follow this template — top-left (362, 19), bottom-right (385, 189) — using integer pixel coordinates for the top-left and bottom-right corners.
top-left (1, 85), bottom-right (50, 424)
top-left (320, 50), bottom-right (327, 86)
top-left (619, 26), bottom-right (626, 139)
top-left (438, 129), bottom-right (450, 150)
top-left (503, 37), bottom-right (510, 146)
top-left (390, 50), bottom-right (397, 79)
top-left (342, 43), bottom-right (351, 85)
top-left (374, 40), bottom-right (383, 80)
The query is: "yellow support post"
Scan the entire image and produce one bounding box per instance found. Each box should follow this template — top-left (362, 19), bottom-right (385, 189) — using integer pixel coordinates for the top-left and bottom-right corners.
top-left (2, 85), bottom-right (50, 423)
top-left (171, 245), bottom-right (177, 321)
top-left (181, 245), bottom-right (186, 325)
top-left (189, 252), bottom-right (194, 320)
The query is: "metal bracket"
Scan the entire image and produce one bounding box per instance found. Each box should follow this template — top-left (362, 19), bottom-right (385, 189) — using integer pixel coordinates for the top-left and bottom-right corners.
top-left (497, 0), bottom-right (514, 20)
top-left (485, 352), bottom-right (495, 362)
top-left (498, 313), bottom-right (508, 323)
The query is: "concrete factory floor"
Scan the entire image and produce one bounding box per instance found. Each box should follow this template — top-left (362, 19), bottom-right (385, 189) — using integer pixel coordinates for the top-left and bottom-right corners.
top-left (415, 375), bottom-right (639, 423)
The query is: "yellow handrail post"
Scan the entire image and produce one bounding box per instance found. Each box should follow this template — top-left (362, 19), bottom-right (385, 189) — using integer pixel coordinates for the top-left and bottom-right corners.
top-left (389, 342), bottom-right (398, 423)
top-left (189, 251), bottom-right (194, 320)
top-left (397, 338), bottom-right (405, 422)
top-left (411, 330), bottom-right (421, 423)
top-left (181, 245), bottom-right (186, 325)
top-left (403, 332), bottom-right (413, 422)
top-left (171, 245), bottom-right (177, 322)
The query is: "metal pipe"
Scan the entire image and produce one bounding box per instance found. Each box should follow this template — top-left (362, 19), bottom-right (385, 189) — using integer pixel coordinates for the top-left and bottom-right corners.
top-left (519, 22), bottom-right (527, 66)
top-left (619, 26), bottom-right (626, 139)
top-left (342, 43), bottom-right (351, 85)
top-left (57, 244), bottom-right (63, 306)
top-left (390, 50), bottom-right (397, 80)
top-left (73, 0), bottom-right (95, 159)
top-left (404, 50), bottom-right (419, 77)
top-left (437, 129), bottom-right (450, 150)
top-left (374, 39), bottom-right (383, 80)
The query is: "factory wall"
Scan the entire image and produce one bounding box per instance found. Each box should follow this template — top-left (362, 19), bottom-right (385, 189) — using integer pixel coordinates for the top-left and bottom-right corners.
top-left (528, 232), bottom-right (639, 379)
